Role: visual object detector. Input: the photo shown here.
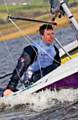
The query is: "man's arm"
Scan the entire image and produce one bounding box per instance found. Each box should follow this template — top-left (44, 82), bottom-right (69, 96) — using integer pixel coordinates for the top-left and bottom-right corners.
top-left (3, 45), bottom-right (38, 96)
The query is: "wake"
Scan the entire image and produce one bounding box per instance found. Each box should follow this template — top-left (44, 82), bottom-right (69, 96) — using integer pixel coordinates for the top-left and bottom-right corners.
top-left (0, 88), bottom-right (78, 112)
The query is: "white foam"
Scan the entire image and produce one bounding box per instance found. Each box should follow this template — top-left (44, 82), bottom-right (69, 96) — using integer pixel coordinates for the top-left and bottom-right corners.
top-left (0, 88), bottom-right (78, 111)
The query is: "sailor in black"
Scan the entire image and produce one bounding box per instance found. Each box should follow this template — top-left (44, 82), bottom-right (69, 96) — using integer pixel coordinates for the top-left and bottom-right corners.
top-left (3, 24), bottom-right (61, 96)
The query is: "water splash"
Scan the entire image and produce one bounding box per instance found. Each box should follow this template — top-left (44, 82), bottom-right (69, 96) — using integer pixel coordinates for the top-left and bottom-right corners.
top-left (0, 88), bottom-right (78, 112)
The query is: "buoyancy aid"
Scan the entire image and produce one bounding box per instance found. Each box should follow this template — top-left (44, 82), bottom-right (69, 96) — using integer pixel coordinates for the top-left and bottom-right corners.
top-left (28, 40), bottom-right (56, 72)
top-left (23, 40), bottom-right (61, 81)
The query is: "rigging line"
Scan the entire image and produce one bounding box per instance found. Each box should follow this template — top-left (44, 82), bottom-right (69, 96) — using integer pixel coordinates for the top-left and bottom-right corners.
top-left (9, 18), bottom-right (61, 65)
top-left (0, 34), bottom-right (13, 79)
top-left (2, 0), bottom-right (22, 80)
top-left (55, 38), bottom-right (71, 59)
top-left (3, 0), bottom-right (9, 14)
top-left (3, 0), bottom-right (19, 78)
top-left (0, 32), bottom-right (16, 72)
top-left (43, 0), bottom-right (53, 24)
top-left (0, 34), bottom-right (25, 81)
top-left (37, 56), bottom-right (43, 78)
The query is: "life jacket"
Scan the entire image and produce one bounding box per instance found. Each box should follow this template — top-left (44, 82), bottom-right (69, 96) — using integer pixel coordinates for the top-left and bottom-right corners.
top-left (24, 40), bottom-right (57, 79)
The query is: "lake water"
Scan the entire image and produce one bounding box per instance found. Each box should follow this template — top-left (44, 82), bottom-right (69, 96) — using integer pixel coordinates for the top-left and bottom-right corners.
top-left (0, 26), bottom-right (78, 120)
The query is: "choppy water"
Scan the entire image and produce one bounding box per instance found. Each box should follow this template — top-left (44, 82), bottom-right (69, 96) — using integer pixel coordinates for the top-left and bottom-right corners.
top-left (0, 26), bottom-right (78, 120)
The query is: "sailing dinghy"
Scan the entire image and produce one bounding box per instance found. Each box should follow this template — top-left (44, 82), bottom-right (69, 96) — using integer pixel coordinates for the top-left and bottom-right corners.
top-left (0, 0), bottom-right (78, 98)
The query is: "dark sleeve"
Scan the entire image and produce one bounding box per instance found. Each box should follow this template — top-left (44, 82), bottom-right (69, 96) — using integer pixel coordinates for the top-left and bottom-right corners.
top-left (52, 46), bottom-right (61, 68)
top-left (6, 45), bottom-right (38, 91)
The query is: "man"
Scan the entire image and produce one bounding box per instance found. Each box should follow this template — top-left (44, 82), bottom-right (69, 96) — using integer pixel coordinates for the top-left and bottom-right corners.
top-left (3, 24), bottom-right (61, 96)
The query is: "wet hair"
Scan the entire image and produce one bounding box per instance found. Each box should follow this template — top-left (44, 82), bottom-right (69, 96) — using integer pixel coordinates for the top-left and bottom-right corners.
top-left (39, 24), bottom-right (53, 35)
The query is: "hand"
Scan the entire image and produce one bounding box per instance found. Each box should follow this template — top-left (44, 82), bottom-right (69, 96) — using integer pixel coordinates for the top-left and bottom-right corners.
top-left (3, 89), bottom-right (13, 96)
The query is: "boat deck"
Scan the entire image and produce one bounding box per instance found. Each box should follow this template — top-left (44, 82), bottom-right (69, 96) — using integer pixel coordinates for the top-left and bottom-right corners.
top-left (61, 47), bottom-right (78, 64)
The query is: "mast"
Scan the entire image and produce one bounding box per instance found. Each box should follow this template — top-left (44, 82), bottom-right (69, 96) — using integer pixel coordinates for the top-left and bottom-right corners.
top-left (58, 0), bottom-right (78, 31)
top-left (49, 0), bottom-right (78, 58)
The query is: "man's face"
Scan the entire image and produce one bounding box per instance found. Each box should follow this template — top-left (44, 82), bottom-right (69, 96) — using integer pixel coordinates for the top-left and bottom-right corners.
top-left (42, 29), bottom-right (55, 44)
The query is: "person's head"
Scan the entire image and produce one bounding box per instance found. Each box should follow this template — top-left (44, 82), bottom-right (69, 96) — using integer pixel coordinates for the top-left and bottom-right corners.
top-left (39, 24), bottom-right (55, 44)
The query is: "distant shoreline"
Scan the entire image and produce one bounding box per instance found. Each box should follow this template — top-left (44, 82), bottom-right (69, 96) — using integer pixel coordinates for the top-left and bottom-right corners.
top-left (0, 7), bottom-right (78, 42)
